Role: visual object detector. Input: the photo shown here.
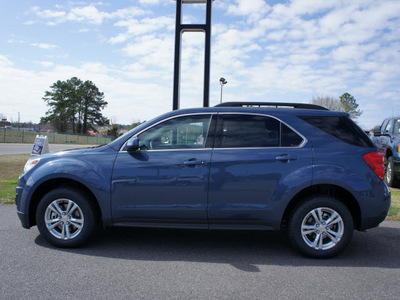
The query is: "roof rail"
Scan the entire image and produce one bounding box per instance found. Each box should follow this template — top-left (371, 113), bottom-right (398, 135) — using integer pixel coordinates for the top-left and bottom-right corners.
top-left (215, 102), bottom-right (329, 110)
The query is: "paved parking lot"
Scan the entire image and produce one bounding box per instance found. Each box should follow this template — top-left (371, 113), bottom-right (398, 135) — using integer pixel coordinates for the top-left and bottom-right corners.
top-left (1, 205), bottom-right (399, 299)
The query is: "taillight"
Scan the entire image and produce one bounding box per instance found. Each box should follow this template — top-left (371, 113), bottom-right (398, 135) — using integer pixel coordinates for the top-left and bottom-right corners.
top-left (363, 151), bottom-right (385, 180)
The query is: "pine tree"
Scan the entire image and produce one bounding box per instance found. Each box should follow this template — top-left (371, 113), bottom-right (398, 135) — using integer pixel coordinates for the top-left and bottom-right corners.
top-left (339, 93), bottom-right (362, 119)
top-left (41, 77), bottom-right (109, 133)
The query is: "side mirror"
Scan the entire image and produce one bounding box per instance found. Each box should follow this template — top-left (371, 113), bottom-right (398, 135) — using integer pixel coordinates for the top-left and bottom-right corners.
top-left (373, 126), bottom-right (382, 137)
top-left (125, 136), bottom-right (140, 151)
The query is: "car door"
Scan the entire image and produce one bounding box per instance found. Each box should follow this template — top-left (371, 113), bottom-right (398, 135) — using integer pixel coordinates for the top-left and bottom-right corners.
top-left (111, 114), bottom-right (215, 228)
top-left (381, 119), bottom-right (393, 155)
top-left (207, 113), bottom-right (313, 229)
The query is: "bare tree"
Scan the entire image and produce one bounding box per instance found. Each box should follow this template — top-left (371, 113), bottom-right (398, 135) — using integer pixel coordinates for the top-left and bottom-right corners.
top-left (311, 96), bottom-right (344, 111)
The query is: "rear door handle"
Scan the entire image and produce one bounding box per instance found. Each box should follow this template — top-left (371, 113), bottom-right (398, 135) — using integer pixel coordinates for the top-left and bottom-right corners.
top-left (275, 154), bottom-right (297, 162)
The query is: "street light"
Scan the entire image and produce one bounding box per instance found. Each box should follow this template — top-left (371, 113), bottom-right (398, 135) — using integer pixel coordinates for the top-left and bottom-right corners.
top-left (219, 77), bottom-right (227, 103)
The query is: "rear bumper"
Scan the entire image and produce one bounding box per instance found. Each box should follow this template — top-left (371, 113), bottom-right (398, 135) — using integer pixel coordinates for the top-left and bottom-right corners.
top-left (359, 183), bottom-right (391, 231)
top-left (360, 215), bottom-right (387, 231)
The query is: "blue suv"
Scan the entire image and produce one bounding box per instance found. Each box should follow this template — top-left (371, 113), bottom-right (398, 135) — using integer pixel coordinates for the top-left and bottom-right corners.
top-left (15, 102), bottom-right (390, 257)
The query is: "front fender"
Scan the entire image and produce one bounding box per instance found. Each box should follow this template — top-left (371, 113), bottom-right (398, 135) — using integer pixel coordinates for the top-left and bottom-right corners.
top-left (17, 151), bottom-right (117, 226)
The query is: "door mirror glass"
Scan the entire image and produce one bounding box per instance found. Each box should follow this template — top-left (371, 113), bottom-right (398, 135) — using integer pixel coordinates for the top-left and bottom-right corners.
top-left (373, 125), bottom-right (382, 137)
top-left (126, 136), bottom-right (140, 151)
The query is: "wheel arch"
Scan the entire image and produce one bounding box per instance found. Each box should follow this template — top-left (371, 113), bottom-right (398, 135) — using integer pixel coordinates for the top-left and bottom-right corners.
top-left (281, 184), bottom-right (362, 230)
top-left (28, 178), bottom-right (102, 228)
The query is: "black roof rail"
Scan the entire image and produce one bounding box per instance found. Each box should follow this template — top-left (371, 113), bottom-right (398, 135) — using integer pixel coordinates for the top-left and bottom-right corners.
top-left (215, 102), bottom-right (329, 110)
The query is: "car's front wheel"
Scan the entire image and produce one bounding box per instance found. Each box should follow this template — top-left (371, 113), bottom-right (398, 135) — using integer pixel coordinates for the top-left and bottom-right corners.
top-left (36, 187), bottom-right (99, 247)
top-left (288, 196), bottom-right (354, 258)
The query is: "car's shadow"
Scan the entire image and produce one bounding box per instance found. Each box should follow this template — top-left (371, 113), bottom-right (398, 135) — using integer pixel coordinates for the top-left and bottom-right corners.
top-left (35, 222), bottom-right (400, 272)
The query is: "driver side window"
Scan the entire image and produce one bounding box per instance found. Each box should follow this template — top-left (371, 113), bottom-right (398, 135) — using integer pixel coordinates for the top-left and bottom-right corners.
top-left (138, 114), bottom-right (212, 150)
top-left (385, 120), bottom-right (393, 134)
top-left (394, 119), bottom-right (400, 134)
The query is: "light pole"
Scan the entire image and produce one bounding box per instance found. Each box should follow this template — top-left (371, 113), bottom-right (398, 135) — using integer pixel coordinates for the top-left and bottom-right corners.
top-left (219, 77), bottom-right (227, 103)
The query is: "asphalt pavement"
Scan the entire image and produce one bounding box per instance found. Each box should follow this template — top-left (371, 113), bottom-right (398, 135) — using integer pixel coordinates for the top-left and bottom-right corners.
top-left (1, 204), bottom-right (399, 299)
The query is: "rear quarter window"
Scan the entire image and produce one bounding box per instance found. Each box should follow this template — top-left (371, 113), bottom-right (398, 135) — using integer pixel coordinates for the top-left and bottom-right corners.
top-left (300, 116), bottom-right (375, 148)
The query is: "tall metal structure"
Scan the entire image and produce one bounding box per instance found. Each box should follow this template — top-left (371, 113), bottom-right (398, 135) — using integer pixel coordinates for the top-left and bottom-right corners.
top-left (173, 0), bottom-right (213, 110)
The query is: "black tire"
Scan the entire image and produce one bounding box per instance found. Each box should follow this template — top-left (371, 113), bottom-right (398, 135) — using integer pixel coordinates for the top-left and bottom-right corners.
top-left (36, 187), bottom-right (99, 248)
top-left (386, 156), bottom-right (400, 188)
top-left (287, 196), bottom-right (354, 258)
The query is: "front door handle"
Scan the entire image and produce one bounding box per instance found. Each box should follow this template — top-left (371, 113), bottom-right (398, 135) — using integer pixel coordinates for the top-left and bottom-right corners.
top-left (183, 158), bottom-right (205, 167)
top-left (275, 154), bottom-right (297, 162)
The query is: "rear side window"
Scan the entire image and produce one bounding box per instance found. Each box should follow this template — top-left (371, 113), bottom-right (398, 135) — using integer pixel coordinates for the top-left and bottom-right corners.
top-left (216, 114), bottom-right (304, 148)
top-left (300, 116), bottom-right (375, 148)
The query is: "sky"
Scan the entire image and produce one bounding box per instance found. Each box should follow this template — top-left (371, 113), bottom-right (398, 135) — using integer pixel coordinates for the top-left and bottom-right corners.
top-left (0, 0), bottom-right (399, 130)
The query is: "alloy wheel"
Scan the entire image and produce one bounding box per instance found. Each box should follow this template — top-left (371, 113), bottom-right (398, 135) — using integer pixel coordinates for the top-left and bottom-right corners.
top-left (301, 207), bottom-right (344, 251)
top-left (44, 198), bottom-right (85, 240)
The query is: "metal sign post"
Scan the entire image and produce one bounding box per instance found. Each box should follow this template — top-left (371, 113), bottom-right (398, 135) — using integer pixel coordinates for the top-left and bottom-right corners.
top-left (173, 0), bottom-right (213, 110)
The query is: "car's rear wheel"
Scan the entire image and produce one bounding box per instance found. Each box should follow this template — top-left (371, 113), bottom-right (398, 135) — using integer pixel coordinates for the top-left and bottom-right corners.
top-left (386, 156), bottom-right (400, 187)
top-left (288, 196), bottom-right (353, 258)
top-left (36, 187), bottom-right (98, 247)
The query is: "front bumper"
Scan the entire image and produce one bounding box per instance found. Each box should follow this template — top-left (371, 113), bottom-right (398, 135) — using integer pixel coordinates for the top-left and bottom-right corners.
top-left (17, 211), bottom-right (30, 229)
top-left (15, 184), bottom-right (30, 229)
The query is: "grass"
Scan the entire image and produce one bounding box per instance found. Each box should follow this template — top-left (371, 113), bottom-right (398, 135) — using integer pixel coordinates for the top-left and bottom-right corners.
top-left (1, 154), bottom-right (400, 221)
top-left (0, 154), bottom-right (31, 204)
top-left (387, 188), bottom-right (400, 220)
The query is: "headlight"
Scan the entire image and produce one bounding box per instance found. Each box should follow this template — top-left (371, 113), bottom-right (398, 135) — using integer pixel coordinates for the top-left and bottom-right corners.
top-left (23, 158), bottom-right (41, 175)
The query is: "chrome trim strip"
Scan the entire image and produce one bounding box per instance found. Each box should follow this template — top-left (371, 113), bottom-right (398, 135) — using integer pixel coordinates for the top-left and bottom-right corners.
top-left (122, 148), bottom-right (213, 153)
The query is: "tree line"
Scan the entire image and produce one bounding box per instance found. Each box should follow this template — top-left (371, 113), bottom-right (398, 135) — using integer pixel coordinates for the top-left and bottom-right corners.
top-left (311, 93), bottom-right (362, 119)
top-left (41, 77), bottom-right (109, 134)
top-left (40, 77), bottom-right (363, 134)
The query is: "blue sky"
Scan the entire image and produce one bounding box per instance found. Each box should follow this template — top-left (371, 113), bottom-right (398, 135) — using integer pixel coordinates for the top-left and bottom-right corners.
top-left (1, 0), bottom-right (399, 129)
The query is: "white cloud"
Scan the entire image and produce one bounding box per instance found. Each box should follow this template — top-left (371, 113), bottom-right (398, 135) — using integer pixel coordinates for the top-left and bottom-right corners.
top-left (110, 16), bottom-right (174, 44)
top-left (122, 35), bottom-right (174, 71)
top-left (67, 6), bottom-right (107, 24)
top-left (30, 4), bottom-right (147, 26)
top-left (37, 61), bottom-right (54, 68)
top-left (227, 0), bottom-right (271, 22)
top-left (139, 0), bottom-right (161, 5)
top-left (32, 6), bottom-right (66, 19)
top-left (30, 43), bottom-right (58, 50)
top-left (0, 55), bottom-right (13, 67)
